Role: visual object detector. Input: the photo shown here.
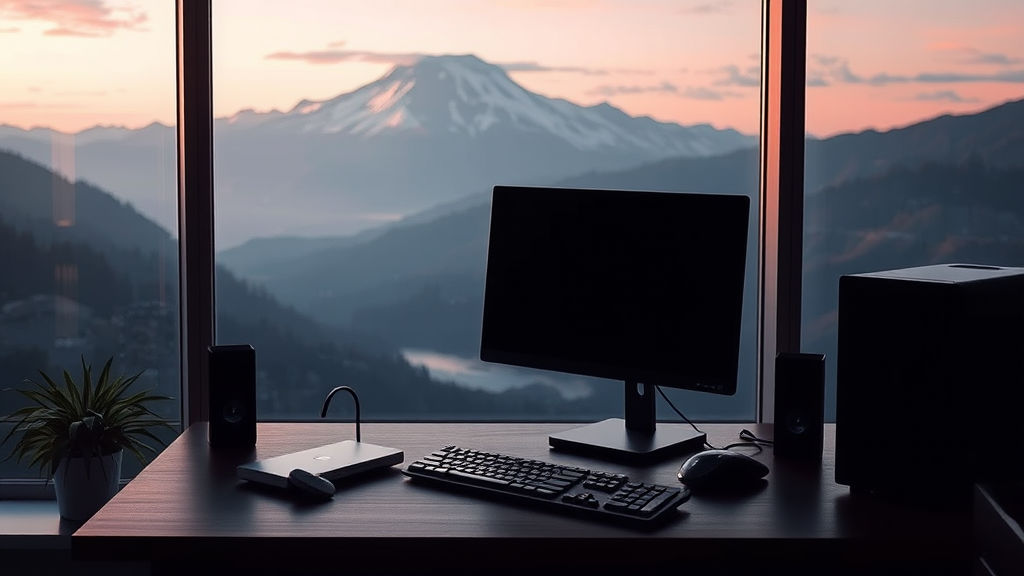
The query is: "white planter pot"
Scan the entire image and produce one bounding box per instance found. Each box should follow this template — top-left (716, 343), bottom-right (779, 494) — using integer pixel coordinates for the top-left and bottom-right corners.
top-left (53, 450), bottom-right (123, 522)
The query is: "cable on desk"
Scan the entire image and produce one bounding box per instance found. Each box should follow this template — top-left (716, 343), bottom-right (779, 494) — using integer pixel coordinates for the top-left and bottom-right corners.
top-left (320, 385), bottom-right (361, 442)
top-left (739, 428), bottom-right (774, 447)
top-left (655, 385), bottom-right (764, 453)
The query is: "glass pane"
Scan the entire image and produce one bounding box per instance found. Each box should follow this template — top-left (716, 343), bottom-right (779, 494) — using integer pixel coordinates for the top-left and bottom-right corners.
top-left (213, 0), bottom-right (762, 422)
top-left (803, 0), bottom-right (1024, 420)
top-left (0, 2), bottom-right (179, 482)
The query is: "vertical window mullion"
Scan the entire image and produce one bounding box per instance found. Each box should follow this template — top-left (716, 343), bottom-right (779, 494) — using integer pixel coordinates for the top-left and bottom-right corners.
top-left (176, 0), bottom-right (216, 427)
top-left (759, 0), bottom-right (807, 423)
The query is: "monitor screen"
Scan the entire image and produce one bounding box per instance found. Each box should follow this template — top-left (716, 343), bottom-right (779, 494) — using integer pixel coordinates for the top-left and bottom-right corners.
top-left (481, 185), bottom-right (749, 393)
top-left (479, 185), bottom-right (750, 461)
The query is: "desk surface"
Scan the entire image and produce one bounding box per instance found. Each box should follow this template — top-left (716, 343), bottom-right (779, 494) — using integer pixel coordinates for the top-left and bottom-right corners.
top-left (73, 422), bottom-right (971, 574)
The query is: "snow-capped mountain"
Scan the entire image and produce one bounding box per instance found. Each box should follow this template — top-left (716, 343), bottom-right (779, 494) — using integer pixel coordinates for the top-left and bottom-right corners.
top-left (235, 54), bottom-right (749, 157)
top-left (1, 54), bottom-right (755, 247)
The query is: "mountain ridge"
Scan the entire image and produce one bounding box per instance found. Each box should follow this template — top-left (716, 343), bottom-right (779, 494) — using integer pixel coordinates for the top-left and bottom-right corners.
top-left (219, 95), bottom-right (1024, 273)
top-left (0, 149), bottom-right (615, 419)
top-left (0, 54), bottom-right (754, 247)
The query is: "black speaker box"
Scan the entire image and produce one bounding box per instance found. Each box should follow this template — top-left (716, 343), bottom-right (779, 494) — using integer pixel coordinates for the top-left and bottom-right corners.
top-left (835, 263), bottom-right (1024, 501)
top-left (207, 344), bottom-right (257, 450)
top-left (773, 352), bottom-right (825, 460)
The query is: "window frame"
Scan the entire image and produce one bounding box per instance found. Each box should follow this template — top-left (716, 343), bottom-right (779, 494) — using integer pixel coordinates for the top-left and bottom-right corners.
top-left (175, 0), bottom-right (808, 428)
top-left (177, 0), bottom-right (215, 426)
top-left (0, 0), bottom-right (804, 501)
top-left (0, 1), bottom-right (188, 500)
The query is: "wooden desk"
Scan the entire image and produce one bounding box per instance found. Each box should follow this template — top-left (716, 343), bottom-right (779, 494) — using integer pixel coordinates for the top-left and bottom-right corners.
top-left (72, 423), bottom-right (971, 575)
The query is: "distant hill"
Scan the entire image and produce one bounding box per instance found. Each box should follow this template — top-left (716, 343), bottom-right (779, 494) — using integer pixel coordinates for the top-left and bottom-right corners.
top-left (0, 148), bottom-right (172, 256)
top-left (0, 150), bottom-right (619, 419)
top-left (220, 96), bottom-right (1024, 282)
top-left (801, 158), bottom-right (1024, 417)
top-left (805, 96), bottom-right (1024, 191)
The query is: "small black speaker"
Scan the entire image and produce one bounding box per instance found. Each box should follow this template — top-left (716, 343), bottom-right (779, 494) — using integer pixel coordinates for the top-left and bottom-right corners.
top-left (773, 352), bottom-right (825, 460)
top-left (207, 344), bottom-right (257, 450)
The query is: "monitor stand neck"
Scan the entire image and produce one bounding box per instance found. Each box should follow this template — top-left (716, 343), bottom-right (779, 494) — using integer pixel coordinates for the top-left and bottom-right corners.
top-left (547, 381), bottom-right (707, 464)
top-left (624, 381), bottom-right (656, 434)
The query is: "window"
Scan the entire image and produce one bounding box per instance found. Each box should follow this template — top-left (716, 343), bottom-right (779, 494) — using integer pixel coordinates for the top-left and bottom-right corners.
top-left (802, 0), bottom-right (1024, 420)
top-left (211, 0), bottom-right (764, 423)
top-left (0, 1), bottom-right (179, 490)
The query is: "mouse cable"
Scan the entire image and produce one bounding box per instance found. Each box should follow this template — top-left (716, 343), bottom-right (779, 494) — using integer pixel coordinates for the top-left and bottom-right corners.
top-left (655, 385), bottom-right (764, 453)
top-left (739, 428), bottom-right (773, 446)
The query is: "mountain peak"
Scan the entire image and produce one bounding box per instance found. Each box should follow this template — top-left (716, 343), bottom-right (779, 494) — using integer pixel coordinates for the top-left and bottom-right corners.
top-left (271, 52), bottom-right (752, 157)
top-left (409, 53), bottom-right (494, 69)
top-left (204, 53), bottom-right (752, 161)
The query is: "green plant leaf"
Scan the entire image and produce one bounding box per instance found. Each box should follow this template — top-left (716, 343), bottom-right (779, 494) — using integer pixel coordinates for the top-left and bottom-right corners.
top-left (0, 356), bottom-right (174, 480)
top-left (63, 368), bottom-right (83, 416)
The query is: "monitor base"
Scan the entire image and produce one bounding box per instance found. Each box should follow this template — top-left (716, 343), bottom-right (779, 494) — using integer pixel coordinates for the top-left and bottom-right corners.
top-left (549, 418), bottom-right (707, 464)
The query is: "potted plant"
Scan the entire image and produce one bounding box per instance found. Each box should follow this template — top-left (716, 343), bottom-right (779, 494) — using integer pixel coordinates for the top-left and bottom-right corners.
top-left (0, 356), bottom-right (174, 522)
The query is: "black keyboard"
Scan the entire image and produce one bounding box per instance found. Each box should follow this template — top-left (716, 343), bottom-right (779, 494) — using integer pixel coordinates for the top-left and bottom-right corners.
top-left (402, 445), bottom-right (690, 526)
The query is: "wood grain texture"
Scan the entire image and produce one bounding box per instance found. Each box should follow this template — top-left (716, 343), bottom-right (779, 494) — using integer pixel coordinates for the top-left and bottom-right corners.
top-left (71, 423), bottom-right (972, 574)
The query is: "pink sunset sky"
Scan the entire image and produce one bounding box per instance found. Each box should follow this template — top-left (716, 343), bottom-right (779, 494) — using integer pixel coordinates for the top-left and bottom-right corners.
top-left (1, 0), bottom-right (1022, 138)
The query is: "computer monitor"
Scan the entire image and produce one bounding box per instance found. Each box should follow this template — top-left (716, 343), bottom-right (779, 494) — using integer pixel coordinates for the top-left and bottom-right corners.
top-left (480, 185), bottom-right (750, 462)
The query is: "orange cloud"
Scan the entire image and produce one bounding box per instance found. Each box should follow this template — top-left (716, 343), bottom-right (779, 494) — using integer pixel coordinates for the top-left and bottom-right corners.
top-left (265, 49), bottom-right (424, 66)
top-left (0, 0), bottom-right (147, 38)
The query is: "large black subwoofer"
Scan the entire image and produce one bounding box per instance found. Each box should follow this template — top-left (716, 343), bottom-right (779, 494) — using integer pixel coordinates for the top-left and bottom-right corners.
top-left (835, 264), bottom-right (1024, 501)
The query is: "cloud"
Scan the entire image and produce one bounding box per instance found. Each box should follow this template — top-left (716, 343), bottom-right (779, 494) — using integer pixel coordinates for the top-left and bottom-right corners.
top-left (861, 70), bottom-right (1024, 85)
top-left (712, 64), bottom-right (760, 87)
top-left (0, 26), bottom-right (20, 33)
top-left (498, 61), bottom-right (609, 75)
top-left (929, 43), bottom-right (1024, 66)
top-left (679, 1), bottom-right (733, 15)
top-left (679, 86), bottom-right (743, 100)
top-left (266, 45), bottom-right (645, 76)
top-left (909, 70), bottom-right (1024, 83)
top-left (809, 55), bottom-right (863, 83)
top-left (958, 48), bottom-right (1024, 66)
top-left (500, 61), bottom-right (650, 75)
top-left (0, 0), bottom-right (147, 37)
top-left (265, 49), bottom-right (425, 66)
top-left (809, 55), bottom-right (1024, 86)
top-left (912, 90), bottom-right (980, 103)
top-left (588, 81), bottom-right (681, 96)
top-left (587, 82), bottom-right (742, 100)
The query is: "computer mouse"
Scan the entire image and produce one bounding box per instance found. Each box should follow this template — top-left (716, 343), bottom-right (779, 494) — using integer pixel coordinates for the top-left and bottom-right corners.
top-left (288, 468), bottom-right (336, 499)
top-left (677, 449), bottom-right (769, 490)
